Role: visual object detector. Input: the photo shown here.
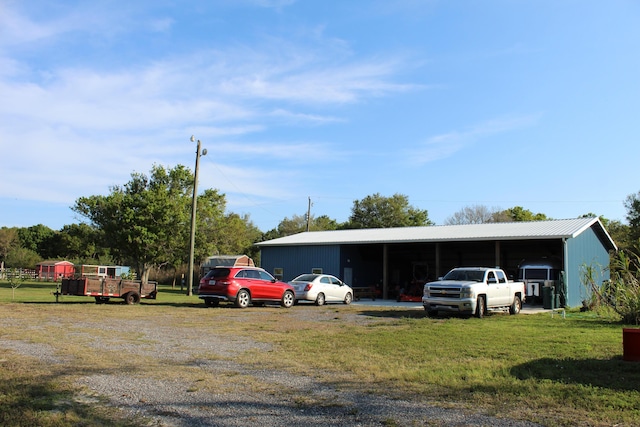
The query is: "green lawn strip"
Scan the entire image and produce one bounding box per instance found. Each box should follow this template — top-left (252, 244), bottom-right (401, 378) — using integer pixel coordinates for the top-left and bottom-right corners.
top-left (235, 310), bottom-right (640, 426)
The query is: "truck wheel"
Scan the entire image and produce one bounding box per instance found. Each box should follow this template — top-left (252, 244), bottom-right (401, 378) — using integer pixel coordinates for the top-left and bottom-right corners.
top-left (509, 295), bottom-right (522, 315)
top-left (315, 293), bottom-right (326, 306)
top-left (235, 289), bottom-right (251, 308)
top-left (124, 292), bottom-right (140, 305)
top-left (475, 296), bottom-right (486, 319)
top-left (281, 290), bottom-right (295, 308)
top-left (425, 309), bottom-right (438, 317)
top-left (95, 296), bottom-right (109, 304)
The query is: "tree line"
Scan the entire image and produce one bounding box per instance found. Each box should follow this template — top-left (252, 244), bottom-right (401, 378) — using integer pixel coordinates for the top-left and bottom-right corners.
top-left (2, 164), bottom-right (640, 283)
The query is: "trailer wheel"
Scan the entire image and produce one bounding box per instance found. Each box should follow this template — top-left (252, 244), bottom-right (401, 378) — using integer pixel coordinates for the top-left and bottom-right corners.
top-left (124, 292), bottom-right (141, 305)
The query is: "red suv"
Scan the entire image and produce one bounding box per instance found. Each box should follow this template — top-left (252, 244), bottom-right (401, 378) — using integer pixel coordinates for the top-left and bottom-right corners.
top-left (198, 266), bottom-right (295, 308)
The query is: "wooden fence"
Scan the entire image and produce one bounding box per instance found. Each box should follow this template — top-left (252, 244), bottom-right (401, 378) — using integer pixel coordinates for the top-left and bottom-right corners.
top-left (0, 268), bottom-right (38, 280)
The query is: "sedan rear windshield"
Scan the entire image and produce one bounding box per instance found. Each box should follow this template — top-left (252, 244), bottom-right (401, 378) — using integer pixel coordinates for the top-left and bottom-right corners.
top-left (292, 274), bottom-right (319, 282)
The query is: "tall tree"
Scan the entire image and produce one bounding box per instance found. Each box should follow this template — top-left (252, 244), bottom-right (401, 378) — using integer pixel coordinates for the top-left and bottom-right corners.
top-left (345, 193), bottom-right (433, 229)
top-left (444, 205), bottom-right (498, 225)
top-left (73, 164), bottom-right (225, 283)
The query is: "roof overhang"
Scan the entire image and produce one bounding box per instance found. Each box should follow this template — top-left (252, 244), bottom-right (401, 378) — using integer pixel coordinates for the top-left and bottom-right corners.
top-left (256, 217), bottom-right (618, 251)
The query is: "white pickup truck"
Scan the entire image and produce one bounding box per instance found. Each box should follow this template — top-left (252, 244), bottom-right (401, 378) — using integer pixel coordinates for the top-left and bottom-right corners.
top-left (422, 267), bottom-right (525, 318)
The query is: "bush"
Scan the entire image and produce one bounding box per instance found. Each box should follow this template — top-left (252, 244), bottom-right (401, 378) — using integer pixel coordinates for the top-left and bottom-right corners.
top-left (581, 246), bottom-right (640, 325)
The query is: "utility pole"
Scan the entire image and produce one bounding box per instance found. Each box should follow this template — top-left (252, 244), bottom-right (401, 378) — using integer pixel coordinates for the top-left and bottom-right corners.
top-left (306, 197), bottom-right (312, 231)
top-left (187, 135), bottom-right (207, 296)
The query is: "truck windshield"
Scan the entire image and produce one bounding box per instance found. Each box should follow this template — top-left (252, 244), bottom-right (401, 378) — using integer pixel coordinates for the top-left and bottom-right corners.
top-left (443, 270), bottom-right (484, 282)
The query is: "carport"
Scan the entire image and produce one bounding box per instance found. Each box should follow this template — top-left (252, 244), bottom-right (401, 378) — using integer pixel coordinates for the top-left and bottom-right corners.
top-left (256, 217), bottom-right (616, 308)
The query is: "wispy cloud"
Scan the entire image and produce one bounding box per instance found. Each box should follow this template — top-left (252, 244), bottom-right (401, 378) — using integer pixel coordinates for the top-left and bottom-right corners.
top-left (269, 108), bottom-right (344, 124)
top-left (212, 140), bottom-right (336, 161)
top-left (0, 1), bottom-right (418, 210)
top-left (409, 114), bottom-right (542, 165)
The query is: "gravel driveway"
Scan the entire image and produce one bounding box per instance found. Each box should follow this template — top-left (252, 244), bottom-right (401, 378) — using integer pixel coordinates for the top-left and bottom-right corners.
top-left (1, 304), bottom-right (543, 427)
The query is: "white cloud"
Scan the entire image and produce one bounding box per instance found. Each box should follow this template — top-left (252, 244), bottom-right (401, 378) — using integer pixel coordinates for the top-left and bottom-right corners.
top-left (269, 108), bottom-right (343, 124)
top-left (0, 0), bottom-right (422, 220)
top-left (409, 114), bottom-right (542, 165)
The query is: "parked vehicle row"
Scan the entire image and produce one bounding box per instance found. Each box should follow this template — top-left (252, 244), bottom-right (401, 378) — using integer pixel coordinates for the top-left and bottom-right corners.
top-left (200, 265), bottom-right (527, 316)
top-left (198, 267), bottom-right (353, 308)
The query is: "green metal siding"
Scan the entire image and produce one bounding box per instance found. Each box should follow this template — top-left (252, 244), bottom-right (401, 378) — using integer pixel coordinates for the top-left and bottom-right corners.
top-left (565, 228), bottom-right (611, 307)
top-left (260, 245), bottom-right (341, 281)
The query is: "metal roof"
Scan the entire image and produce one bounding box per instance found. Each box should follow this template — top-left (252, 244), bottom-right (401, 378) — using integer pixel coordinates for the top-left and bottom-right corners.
top-left (256, 217), bottom-right (617, 250)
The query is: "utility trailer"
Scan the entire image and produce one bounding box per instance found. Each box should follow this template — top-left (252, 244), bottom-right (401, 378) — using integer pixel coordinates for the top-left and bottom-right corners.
top-left (57, 277), bottom-right (157, 304)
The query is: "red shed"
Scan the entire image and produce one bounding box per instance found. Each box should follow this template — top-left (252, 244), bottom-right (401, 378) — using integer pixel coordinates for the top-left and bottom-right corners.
top-left (37, 260), bottom-right (75, 281)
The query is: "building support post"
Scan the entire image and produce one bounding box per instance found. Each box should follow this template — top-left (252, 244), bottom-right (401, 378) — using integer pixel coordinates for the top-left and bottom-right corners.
top-left (383, 244), bottom-right (388, 299)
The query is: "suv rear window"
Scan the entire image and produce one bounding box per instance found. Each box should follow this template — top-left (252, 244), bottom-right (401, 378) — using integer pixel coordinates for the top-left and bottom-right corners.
top-left (204, 268), bottom-right (231, 279)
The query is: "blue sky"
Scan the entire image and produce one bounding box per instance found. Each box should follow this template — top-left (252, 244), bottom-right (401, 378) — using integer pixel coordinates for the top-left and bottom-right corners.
top-left (1, 0), bottom-right (639, 232)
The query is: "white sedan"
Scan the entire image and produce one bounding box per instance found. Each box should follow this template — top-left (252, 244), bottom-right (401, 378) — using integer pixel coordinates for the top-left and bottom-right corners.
top-left (289, 274), bottom-right (353, 306)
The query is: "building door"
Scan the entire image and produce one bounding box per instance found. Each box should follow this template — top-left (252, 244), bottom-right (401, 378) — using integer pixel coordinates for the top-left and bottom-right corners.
top-left (343, 267), bottom-right (353, 287)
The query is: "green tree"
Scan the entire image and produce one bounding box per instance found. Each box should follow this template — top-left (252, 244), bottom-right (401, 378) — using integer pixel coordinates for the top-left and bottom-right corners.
top-left (208, 213), bottom-right (262, 261)
top-left (262, 213), bottom-right (341, 241)
top-left (313, 215), bottom-right (340, 231)
top-left (5, 247), bottom-right (41, 269)
top-left (345, 193), bottom-right (432, 229)
top-left (491, 206), bottom-right (549, 222)
top-left (260, 215), bottom-right (303, 241)
top-left (58, 223), bottom-right (113, 265)
top-left (186, 188), bottom-right (227, 269)
top-left (0, 227), bottom-right (19, 269)
top-left (274, 214), bottom-right (308, 236)
top-left (73, 164), bottom-right (226, 283)
top-left (607, 220), bottom-right (631, 252)
top-left (17, 224), bottom-right (58, 259)
top-left (624, 191), bottom-right (640, 244)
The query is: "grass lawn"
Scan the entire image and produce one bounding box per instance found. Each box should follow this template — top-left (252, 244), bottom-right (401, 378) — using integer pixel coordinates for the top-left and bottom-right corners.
top-left (1, 281), bottom-right (639, 426)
